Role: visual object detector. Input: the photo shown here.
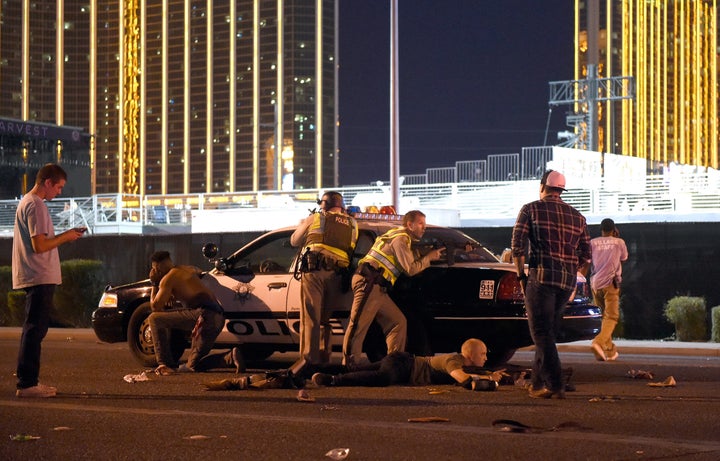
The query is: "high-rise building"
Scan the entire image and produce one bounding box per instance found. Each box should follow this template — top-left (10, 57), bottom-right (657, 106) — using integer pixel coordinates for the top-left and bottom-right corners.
top-left (0, 0), bottom-right (337, 196)
top-left (0, 1), bottom-right (92, 197)
top-left (574, 0), bottom-right (718, 170)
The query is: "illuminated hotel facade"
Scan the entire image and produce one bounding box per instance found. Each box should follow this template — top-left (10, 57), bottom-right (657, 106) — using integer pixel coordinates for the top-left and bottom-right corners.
top-left (575, 0), bottom-right (718, 169)
top-left (0, 0), bottom-right (337, 195)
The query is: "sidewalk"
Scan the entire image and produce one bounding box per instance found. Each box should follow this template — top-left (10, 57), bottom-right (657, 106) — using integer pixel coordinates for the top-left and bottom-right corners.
top-left (1, 328), bottom-right (719, 358)
top-left (534, 339), bottom-right (720, 358)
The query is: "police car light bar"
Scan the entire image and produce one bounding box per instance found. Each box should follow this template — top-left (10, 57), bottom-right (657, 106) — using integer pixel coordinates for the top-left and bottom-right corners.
top-left (350, 212), bottom-right (404, 222)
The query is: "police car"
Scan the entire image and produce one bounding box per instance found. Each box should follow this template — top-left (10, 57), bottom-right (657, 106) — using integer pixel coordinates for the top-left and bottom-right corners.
top-left (91, 214), bottom-right (601, 368)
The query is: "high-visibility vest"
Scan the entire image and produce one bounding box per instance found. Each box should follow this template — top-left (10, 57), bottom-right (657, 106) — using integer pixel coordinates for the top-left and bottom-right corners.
top-left (304, 211), bottom-right (358, 266)
top-left (359, 227), bottom-right (411, 285)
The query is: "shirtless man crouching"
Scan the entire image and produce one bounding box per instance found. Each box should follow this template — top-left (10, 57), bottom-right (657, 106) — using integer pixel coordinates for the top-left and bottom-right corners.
top-left (148, 250), bottom-right (243, 375)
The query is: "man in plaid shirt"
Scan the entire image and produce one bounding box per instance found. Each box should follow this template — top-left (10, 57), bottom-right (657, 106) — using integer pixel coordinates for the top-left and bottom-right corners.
top-left (511, 170), bottom-right (591, 399)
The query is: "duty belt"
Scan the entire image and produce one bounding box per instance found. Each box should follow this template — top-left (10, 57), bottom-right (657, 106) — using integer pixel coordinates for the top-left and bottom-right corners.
top-left (357, 262), bottom-right (391, 288)
top-left (303, 251), bottom-right (348, 272)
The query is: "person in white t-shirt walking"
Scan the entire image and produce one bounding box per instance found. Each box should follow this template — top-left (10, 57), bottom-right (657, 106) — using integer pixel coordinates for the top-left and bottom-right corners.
top-left (589, 218), bottom-right (628, 361)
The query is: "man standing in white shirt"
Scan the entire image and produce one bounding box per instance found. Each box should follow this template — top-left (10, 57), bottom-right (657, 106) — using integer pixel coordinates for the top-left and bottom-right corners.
top-left (589, 218), bottom-right (629, 361)
top-left (13, 164), bottom-right (84, 397)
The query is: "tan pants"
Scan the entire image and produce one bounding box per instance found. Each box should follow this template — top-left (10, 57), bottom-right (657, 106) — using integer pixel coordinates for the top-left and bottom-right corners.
top-left (342, 273), bottom-right (407, 367)
top-left (592, 284), bottom-right (621, 355)
top-left (298, 268), bottom-right (344, 364)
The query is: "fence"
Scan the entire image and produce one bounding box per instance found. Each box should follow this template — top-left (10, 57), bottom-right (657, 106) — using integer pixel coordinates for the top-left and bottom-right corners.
top-left (1, 171), bottom-right (719, 235)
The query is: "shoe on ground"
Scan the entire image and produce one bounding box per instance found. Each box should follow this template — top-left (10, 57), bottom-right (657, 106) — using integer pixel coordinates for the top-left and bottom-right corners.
top-left (16, 383), bottom-right (57, 398)
top-left (590, 343), bottom-right (607, 361)
top-left (177, 363), bottom-right (195, 373)
top-left (606, 351), bottom-right (619, 361)
top-left (528, 387), bottom-right (565, 399)
top-left (311, 372), bottom-right (334, 387)
top-left (154, 364), bottom-right (176, 376)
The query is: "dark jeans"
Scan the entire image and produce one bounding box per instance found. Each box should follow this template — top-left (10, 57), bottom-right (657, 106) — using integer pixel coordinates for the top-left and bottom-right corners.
top-left (16, 284), bottom-right (55, 389)
top-left (523, 278), bottom-right (573, 392)
top-left (336, 351), bottom-right (414, 387)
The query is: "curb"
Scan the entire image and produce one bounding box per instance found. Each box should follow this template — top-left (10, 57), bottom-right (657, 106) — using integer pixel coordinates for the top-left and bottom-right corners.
top-left (1, 328), bottom-right (719, 358)
top-left (546, 340), bottom-right (720, 358)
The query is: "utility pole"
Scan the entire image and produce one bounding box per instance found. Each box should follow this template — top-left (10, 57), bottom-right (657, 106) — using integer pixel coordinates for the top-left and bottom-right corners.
top-left (389, 0), bottom-right (400, 211)
top-left (548, 0), bottom-right (633, 151)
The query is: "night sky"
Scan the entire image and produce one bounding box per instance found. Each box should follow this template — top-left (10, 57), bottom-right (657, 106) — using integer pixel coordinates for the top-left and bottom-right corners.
top-left (337, 1), bottom-right (575, 186)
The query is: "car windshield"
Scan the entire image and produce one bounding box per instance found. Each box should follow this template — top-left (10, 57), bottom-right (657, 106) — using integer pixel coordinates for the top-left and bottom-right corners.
top-left (415, 227), bottom-right (499, 264)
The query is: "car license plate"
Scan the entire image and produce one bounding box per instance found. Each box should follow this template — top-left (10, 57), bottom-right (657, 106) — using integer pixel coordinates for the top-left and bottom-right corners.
top-left (478, 280), bottom-right (495, 299)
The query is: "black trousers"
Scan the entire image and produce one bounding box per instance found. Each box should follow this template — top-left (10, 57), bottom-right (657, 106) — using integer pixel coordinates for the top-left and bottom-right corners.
top-left (336, 351), bottom-right (414, 387)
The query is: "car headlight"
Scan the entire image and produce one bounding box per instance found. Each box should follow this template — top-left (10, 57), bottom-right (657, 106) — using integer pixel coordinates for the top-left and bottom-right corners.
top-left (98, 292), bottom-right (118, 308)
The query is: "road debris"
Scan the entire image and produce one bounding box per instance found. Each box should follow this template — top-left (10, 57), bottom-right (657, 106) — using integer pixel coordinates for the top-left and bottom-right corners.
top-left (325, 448), bottom-right (350, 460)
top-left (427, 388), bottom-right (448, 395)
top-left (589, 395), bottom-right (619, 402)
top-left (626, 369), bottom-right (654, 379)
top-left (492, 419), bottom-right (534, 433)
top-left (648, 376), bottom-right (677, 387)
top-left (10, 434), bottom-right (41, 441)
top-left (123, 371), bottom-right (149, 383)
top-left (407, 416), bottom-right (450, 423)
top-left (297, 389), bottom-right (315, 402)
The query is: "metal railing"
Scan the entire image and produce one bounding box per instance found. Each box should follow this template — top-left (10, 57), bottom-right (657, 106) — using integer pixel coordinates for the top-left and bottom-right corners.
top-left (1, 172), bottom-right (719, 235)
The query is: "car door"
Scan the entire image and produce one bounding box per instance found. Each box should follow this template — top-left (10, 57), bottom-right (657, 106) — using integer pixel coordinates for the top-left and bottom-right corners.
top-left (205, 231), bottom-right (301, 346)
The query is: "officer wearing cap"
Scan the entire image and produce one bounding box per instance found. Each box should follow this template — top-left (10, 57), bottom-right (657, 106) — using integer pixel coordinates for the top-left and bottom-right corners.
top-left (511, 170), bottom-right (591, 399)
top-left (288, 191), bottom-right (358, 378)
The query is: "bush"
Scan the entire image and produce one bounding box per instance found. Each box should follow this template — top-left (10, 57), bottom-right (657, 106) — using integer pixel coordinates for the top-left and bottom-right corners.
top-left (0, 266), bottom-right (13, 326)
top-left (53, 259), bottom-right (106, 328)
top-left (664, 296), bottom-right (707, 342)
top-left (7, 290), bottom-right (27, 326)
top-left (712, 306), bottom-right (720, 343)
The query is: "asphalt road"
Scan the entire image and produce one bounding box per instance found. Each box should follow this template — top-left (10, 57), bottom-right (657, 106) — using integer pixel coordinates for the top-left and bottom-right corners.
top-left (1, 331), bottom-right (719, 461)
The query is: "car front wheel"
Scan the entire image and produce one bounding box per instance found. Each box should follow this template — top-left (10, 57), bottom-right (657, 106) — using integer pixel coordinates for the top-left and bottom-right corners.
top-left (127, 303), bottom-right (186, 367)
top-left (486, 348), bottom-right (517, 368)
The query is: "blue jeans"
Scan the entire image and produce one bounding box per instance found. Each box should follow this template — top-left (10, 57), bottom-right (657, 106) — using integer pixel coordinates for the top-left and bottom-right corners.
top-left (524, 278), bottom-right (573, 392)
top-left (16, 285), bottom-right (55, 389)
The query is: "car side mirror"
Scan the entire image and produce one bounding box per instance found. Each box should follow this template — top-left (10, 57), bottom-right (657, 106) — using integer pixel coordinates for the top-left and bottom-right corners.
top-left (202, 243), bottom-right (219, 259)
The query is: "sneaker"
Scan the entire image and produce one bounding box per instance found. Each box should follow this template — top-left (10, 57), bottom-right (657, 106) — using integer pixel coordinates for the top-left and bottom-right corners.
top-left (177, 363), bottom-right (195, 373)
top-left (16, 383), bottom-right (57, 398)
top-left (606, 351), bottom-right (619, 361)
top-left (311, 372), bottom-right (334, 387)
top-left (590, 342), bottom-right (607, 361)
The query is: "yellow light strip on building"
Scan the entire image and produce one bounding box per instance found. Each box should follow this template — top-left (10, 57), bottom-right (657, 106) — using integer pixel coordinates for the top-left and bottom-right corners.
top-left (121, 0), bottom-right (140, 194)
top-left (90, 0), bottom-right (97, 194)
top-left (56, 0), bottom-right (64, 127)
top-left (22, 0), bottom-right (29, 121)
top-left (206, 0), bottom-right (213, 193)
top-left (161, 0), bottom-right (168, 194)
top-left (315, 0), bottom-right (323, 189)
top-left (252, 1), bottom-right (260, 191)
top-left (140, 0), bottom-right (147, 196)
top-left (229, 0), bottom-right (236, 191)
top-left (704, 0), bottom-right (714, 168)
top-left (276, 0), bottom-right (284, 190)
top-left (183, 0), bottom-right (190, 193)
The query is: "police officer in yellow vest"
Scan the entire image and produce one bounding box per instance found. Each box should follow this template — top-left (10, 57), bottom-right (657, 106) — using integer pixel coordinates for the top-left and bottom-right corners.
top-left (289, 191), bottom-right (358, 378)
top-left (342, 210), bottom-right (444, 370)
